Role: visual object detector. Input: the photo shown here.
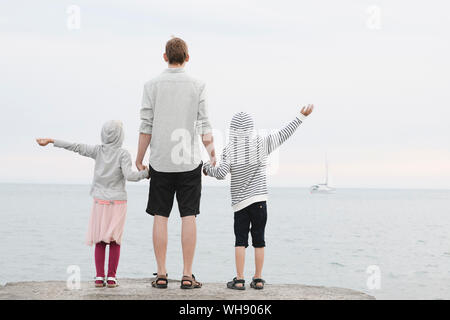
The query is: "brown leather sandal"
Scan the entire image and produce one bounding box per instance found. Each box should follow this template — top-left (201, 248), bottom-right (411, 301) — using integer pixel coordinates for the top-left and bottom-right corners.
top-left (152, 273), bottom-right (168, 289)
top-left (180, 274), bottom-right (202, 289)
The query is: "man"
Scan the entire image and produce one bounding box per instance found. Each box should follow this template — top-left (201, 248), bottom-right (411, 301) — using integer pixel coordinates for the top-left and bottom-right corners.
top-left (136, 37), bottom-right (216, 289)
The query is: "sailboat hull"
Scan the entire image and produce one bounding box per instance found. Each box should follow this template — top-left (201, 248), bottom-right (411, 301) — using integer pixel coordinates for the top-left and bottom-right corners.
top-left (310, 184), bottom-right (336, 194)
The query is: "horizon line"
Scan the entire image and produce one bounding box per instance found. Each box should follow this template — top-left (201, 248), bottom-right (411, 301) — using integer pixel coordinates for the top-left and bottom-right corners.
top-left (0, 181), bottom-right (449, 192)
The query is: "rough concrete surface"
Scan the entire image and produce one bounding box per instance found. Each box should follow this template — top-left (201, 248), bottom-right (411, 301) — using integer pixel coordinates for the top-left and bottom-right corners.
top-left (0, 278), bottom-right (374, 300)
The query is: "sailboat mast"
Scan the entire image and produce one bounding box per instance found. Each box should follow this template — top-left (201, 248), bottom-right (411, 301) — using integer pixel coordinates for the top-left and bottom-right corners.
top-left (325, 154), bottom-right (328, 185)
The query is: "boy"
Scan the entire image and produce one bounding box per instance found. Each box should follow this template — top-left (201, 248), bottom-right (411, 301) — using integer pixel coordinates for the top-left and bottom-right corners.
top-left (203, 105), bottom-right (314, 290)
top-left (135, 37), bottom-right (216, 289)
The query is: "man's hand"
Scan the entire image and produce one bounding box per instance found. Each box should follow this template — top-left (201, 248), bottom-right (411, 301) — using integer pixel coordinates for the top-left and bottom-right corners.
top-left (136, 162), bottom-right (146, 171)
top-left (209, 155), bottom-right (217, 167)
top-left (36, 138), bottom-right (54, 146)
top-left (300, 104), bottom-right (314, 117)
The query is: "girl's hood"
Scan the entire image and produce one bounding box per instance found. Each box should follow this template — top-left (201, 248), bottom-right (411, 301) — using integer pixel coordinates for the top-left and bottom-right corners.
top-left (101, 120), bottom-right (124, 148)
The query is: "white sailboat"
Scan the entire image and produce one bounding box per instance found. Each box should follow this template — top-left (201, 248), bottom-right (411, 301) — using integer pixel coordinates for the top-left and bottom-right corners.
top-left (310, 155), bottom-right (335, 194)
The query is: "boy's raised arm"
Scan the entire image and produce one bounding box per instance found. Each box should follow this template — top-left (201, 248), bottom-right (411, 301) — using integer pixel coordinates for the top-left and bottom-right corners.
top-left (263, 104), bottom-right (314, 155)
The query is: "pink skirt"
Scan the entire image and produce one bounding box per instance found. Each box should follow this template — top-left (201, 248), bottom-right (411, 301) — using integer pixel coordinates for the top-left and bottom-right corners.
top-left (86, 198), bottom-right (127, 246)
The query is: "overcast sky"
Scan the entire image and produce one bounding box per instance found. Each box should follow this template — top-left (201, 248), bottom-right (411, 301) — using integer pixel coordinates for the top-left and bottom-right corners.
top-left (1, 0), bottom-right (449, 189)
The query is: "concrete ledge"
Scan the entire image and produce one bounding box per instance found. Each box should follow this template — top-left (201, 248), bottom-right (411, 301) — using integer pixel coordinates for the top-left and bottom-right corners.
top-left (0, 278), bottom-right (374, 300)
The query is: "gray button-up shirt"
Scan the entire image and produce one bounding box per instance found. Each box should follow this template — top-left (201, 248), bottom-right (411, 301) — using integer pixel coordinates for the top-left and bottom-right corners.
top-left (140, 68), bottom-right (212, 172)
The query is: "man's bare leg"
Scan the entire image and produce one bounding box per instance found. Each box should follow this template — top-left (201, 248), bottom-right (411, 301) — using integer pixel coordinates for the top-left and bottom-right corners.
top-left (181, 215), bottom-right (197, 284)
top-left (254, 247), bottom-right (265, 288)
top-left (235, 246), bottom-right (246, 287)
top-left (153, 215), bottom-right (168, 284)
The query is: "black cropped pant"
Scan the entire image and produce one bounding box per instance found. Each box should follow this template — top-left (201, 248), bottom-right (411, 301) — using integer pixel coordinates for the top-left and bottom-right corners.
top-left (234, 201), bottom-right (267, 248)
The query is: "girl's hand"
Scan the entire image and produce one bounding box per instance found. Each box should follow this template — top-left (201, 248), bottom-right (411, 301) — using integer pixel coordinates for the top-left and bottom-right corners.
top-left (36, 138), bottom-right (54, 146)
top-left (300, 104), bottom-right (314, 117)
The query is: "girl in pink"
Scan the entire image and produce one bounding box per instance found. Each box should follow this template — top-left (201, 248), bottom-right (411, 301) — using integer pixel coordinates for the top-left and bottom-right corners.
top-left (36, 120), bottom-right (149, 288)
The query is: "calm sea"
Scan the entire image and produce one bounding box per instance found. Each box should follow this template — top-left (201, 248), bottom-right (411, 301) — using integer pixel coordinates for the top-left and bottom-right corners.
top-left (0, 183), bottom-right (449, 299)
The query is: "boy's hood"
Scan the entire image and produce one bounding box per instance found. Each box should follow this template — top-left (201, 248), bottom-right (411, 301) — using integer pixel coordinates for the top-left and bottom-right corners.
top-left (101, 120), bottom-right (124, 148)
top-left (229, 112), bottom-right (254, 140)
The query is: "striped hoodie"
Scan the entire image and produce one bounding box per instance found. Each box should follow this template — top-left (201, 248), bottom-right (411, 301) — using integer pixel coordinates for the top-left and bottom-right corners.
top-left (203, 112), bottom-right (306, 212)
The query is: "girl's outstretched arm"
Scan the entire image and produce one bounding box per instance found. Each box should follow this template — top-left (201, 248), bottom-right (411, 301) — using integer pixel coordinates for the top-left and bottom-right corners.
top-left (36, 138), bottom-right (99, 159)
top-left (120, 150), bottom-right (149, 181)
top-left (263, 104), bottom-right (314, 155)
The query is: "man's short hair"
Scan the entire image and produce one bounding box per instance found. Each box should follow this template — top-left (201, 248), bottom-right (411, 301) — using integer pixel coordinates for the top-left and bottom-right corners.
top-left (165, 37), bottom-right (188, 65)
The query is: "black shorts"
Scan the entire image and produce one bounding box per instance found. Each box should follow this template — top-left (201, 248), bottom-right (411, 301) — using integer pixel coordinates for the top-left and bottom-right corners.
top-left (146, 163), bottom-right (202, 218)
top-left (234, 201), bottom-right (267, 248)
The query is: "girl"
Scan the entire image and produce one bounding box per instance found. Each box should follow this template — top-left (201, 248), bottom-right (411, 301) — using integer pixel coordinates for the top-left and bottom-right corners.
top-left (203, 105), bottom-right (314, 290)
top-left (36, 120), bottom-right (149, 288)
